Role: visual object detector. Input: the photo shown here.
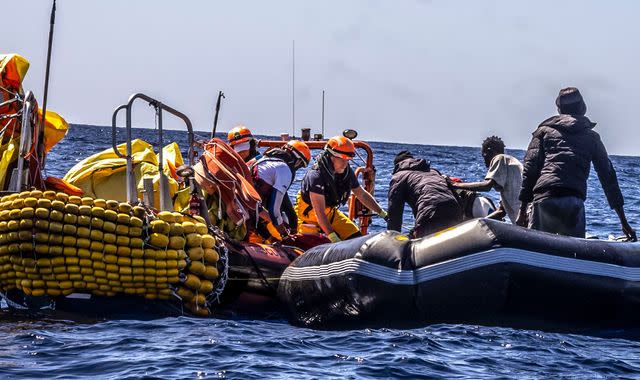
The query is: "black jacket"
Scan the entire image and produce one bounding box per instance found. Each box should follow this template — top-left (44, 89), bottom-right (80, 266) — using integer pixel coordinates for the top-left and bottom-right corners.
top-left (387, 158), bottom-right (460, 232)
top-left (519, 114), bottom-right (623, 209)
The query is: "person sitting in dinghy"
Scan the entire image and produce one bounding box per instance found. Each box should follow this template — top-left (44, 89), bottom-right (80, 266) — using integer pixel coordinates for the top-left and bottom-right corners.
top-left (448, 136), bottom-right (523, 223)
top-left (387, 151), bottom-right (463, 238)
top-left (295, 136), bottom-right (386, 243)
top-left (251, 140), bottom-right (311, 240)
top-left (227, 125), bottom-right (262, 163)
top-left (516, 87), bottom-right (636, 240)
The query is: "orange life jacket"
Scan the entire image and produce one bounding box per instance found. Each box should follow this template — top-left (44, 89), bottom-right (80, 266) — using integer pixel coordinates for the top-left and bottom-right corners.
top-left (193, 139), bottom-right (262, 226)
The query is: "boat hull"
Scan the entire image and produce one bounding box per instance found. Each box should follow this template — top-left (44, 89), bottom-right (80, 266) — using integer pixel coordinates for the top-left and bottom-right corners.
top-left (278, 219), bottom-right (640, 330)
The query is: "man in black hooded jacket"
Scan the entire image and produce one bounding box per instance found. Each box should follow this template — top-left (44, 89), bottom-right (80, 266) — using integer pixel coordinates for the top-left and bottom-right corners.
top-left (387, 151), bottom-right (462, 238)
top-left (516, 87), bottom-right (636, 240)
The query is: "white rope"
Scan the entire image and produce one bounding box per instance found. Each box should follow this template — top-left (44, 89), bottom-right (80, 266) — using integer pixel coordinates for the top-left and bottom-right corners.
top-left (0, 291), bottom-right (28, 310)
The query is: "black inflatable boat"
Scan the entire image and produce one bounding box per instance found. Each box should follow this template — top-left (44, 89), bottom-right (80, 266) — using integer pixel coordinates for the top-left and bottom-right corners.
top-left (278, 219), bottom-right (640, 330)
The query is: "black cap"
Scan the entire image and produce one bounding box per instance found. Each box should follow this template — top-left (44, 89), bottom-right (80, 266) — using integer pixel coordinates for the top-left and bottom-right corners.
top-left (556, 87), bottom-right (587, 116)
top-left (394, 150), bottom-right (414, 165)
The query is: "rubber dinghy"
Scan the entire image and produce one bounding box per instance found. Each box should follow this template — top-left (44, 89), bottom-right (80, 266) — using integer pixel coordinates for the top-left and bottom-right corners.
top-left (278, 218), bottom-right (640, 330)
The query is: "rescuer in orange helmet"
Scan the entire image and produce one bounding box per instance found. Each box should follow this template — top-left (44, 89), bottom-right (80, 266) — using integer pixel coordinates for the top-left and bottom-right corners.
top-left (294, 136), bottom-right (386, 243)
top-left (227, 125), bottom-right (261, 162)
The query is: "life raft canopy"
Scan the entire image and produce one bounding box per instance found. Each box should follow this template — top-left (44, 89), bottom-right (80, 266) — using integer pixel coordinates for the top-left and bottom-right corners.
top-left (63, 139), bottom-right (184, 208)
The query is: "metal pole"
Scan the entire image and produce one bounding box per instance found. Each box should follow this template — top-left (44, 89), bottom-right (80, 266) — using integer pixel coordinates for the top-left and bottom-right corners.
top-left (39, 0), bottom-right (57, 170)
top-left (157, 105), bottom-right (171, 211)
top-left (322, 90), bottom-right (325, 137)
top-left (15, 92), bottom-right (35, 192)
top-left (211, 90), bottom-right (225, 139)
top-left (124, 100), bottom-right (136, 203)
top-left (292, 40), bottom-right (295, 138)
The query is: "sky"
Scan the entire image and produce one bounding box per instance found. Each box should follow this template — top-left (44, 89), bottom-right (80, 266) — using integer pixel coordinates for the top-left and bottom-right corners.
top-left (3, 0), bottom-right (640, 155)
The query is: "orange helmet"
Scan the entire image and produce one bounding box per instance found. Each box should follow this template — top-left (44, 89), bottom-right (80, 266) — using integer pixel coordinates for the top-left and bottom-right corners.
top-left (227, 125), bottom-right (254, 147)
top-left (325, 136), bottom-right (356, 160)
top-left (285, 140), bottom-right (311, 167)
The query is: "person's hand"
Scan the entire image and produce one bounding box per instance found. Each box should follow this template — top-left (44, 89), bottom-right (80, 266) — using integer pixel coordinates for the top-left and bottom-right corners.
top-left (515, 207), bottom-right (528, 227)
top-left (622, 221), bottom-right (637, 242)
top-left (327, 232), bottom-right (341, 243)
top-left (276, 223), bottom-right (290, 239)
top-left (443, 176), bottom-right (454, 187)
top-left (378, 209), bottom-right (388, 222)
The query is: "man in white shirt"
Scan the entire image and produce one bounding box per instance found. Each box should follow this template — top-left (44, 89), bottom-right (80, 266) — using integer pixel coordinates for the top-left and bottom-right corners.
top-left (251, 140), bottom-right (311, 239)
top-left (449, 136), bottom-right (523, 223)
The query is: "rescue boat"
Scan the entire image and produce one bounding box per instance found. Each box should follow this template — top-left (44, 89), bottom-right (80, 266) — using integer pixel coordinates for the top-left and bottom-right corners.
top-left (0, 54), bottom-right (378, 319)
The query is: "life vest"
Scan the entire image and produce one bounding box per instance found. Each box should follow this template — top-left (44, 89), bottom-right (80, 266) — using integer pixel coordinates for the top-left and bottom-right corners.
top-left (249, 148), bottom-right (297, 199)
top-left (302, 151), bottom-right (354, 211)
top-left (194, 139), bottom-right (261, 226)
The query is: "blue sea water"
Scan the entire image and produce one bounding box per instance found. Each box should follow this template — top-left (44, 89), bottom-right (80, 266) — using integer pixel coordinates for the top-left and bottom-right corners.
top-left (2, 125), bottom-right (640, 379)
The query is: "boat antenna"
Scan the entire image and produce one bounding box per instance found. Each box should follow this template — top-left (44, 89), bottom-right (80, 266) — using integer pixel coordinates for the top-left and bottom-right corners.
top-left (211, 90), bottom-right (225, 139)
top-left (36, 0), bottom-right (57, 173)
top-left (40, 0), bottom-right (57, 139)
top-left (291, 40), bottom-right (295, 138)
top-left (321, 90), bottom-right (325, 138)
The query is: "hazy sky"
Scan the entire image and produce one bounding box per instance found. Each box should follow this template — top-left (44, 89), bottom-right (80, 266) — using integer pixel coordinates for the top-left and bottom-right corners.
top-left (3, 0), bottom-right (640, 155)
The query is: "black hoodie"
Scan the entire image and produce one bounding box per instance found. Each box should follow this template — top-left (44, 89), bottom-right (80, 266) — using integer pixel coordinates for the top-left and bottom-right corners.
top-left (387, 158), bottom-right (461, 233)
top-left (519, 114), bottom-right (623, 209)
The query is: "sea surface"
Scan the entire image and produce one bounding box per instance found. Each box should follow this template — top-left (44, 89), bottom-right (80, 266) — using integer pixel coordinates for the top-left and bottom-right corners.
top-left (2, 125), bottom-right (640, 379)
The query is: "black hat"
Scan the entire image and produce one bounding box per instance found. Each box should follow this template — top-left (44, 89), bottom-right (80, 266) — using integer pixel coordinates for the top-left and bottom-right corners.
top-left (394, 150), bottom-right (414, 165)
top-left (556, 87), bottom-right (587, 116)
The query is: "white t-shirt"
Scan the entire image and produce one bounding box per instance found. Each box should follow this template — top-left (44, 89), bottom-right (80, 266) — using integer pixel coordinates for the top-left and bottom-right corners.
top-left (485, 154), bottom-right (523, 223)
top-left (255, 159), bottom-right (292, 225)
top-left (255, 159), bottom-right (292, 194)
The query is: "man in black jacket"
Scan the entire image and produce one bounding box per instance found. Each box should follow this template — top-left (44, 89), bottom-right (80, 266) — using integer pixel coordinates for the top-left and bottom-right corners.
top-left (516, 87), bottom-right (636, 240)
top-left (387, 151), bottom-right (462, 238)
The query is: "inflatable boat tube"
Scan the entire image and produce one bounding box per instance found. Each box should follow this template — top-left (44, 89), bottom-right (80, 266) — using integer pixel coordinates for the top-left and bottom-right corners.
top-left (278, 219), bottom-right (640, 330)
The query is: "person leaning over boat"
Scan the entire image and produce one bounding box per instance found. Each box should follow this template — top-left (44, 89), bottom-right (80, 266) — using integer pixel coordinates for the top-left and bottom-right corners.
top-left (227, 125), bottom-right (262, 163)
top-left (295, 136), bottom-right (386, 243)
top-left (515, 87), bottom-right (636, 240)
top-left (448, 136), bottom-right (523, 223)
top-left (251, 140), bottom-right (311, 240)
top-left (387, 151), bottom-right (463, 238)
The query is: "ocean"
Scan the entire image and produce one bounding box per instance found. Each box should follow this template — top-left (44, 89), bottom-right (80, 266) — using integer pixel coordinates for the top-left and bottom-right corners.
top-left (1, 124), bottom-right (639, 379)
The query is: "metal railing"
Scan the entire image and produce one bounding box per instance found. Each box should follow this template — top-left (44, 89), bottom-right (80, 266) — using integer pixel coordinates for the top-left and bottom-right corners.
top-left (111, 93), bottom-right (195, 209)
top-left (11, 91), bottom-right (37, 192)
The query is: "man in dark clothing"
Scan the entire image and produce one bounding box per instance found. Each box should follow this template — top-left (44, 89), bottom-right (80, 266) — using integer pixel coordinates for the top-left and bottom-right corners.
top-left (388, 151), bottom-right (463, 238)
top-left (516, 87), bottom-right (636, 240)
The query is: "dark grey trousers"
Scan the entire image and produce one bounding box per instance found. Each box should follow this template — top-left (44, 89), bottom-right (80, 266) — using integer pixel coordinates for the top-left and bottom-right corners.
top-left (528, 196), bottom-right (586, 238)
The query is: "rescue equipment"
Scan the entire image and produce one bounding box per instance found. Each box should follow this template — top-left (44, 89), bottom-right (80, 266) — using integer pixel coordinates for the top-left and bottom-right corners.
top-left (0, 190), bottom-right (222, 317)
top-left (227, 125), bottom-right (253, 147)
top-left (325, 136), bottom-right (356, 160)
top-left (62, 139), bottom-right (183, 206)
top-left (285, 140), bottom-right (311, 167)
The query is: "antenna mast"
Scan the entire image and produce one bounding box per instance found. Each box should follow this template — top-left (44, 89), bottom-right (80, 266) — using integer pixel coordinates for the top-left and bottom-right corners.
top-left (321, 90), bottom-right (325, 137)
top-left (292, 40), bottom-right (295, 138)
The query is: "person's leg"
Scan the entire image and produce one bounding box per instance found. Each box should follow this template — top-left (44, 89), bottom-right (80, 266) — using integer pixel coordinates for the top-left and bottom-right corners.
top-left (529, 196), bottom-right (585, 237)
top-left (294, 191), bottom-right (322, 234)
top-left (414, 202), bottom-right (463, 238)
top-left (329, 208), bottom-right (361, 240)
